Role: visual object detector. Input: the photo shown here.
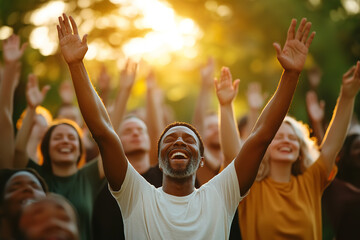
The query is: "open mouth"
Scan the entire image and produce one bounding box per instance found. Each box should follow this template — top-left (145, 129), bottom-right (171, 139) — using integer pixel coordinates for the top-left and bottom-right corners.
top-left (168, 149), bottom-right (190, 162)
top-left (278, 146), bottom-right (292, 153)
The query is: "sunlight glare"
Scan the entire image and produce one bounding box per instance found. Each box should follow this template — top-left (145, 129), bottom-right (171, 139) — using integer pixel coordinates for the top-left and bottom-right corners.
top-left (30, 27), bottom-right (58, 56)
top-left (342, 0), bottom-right (360, 14)
top-left (30, 1), bottom-right (65, 25)
top-left (0, 26), bottom-right (13, 40)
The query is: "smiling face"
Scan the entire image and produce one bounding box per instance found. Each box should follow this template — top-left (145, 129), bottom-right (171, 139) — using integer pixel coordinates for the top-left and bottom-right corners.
top-left (49, 124), bottom-right (81, 167)
top-left (159, 126), bottom-right (202, 178)
top-left (119, 118), bottom-right (150, 154)
top-left (2, 171), bottom-right (46, 219)
top-left (268, 122), bottom-right (300, 164)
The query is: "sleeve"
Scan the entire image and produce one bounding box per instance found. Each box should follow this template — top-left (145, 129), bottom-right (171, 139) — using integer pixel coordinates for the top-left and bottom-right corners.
top-left (206, 161), bottom-right (243, 216)
top-left (303, 155), bottom-right (338, 193)
top-left (109, 163), bottom-right (153, 218)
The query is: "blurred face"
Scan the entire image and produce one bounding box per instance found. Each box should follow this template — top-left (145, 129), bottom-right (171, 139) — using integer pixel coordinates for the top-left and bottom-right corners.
top-left (350, 135), bottom-right (360, 169)
top-left (3, 171), bottom-right (46, 219)
top-left (49, 124), bottom-right (80, 166)
top-left (19, 198), bottom-right (79, 240)
top-left (159, 126), bottom-right (202, 178)
top-left (203, 115), bottom-right (220, 148)
top-left (119, 118), bottom-right (150, 154)
top-left (268, 122), bottom-right (300, 164)
top-left (31, 114), bottom-right (49, 141)
top-left (57, 106), bottom-right (83, 128)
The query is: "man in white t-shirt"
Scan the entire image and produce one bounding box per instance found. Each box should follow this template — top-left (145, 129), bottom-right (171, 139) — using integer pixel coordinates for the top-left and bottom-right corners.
top-left (57, 13), bottom-right (315, 239)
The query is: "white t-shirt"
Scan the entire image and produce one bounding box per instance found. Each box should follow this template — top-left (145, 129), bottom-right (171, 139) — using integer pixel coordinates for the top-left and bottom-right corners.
top-left (110, 161), bottom-right (244, 240)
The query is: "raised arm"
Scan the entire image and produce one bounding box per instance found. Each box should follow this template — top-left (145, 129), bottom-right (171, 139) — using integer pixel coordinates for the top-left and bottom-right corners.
top-left (192, 57), bottom-right (215, 135)
top-left (242, 82), bottom-right (266, 140)
top-left (57, 14), bottom-right (127, 190)
top-left (215, 67), bottom-right (241, 166)
top-left (0, 34), bottom-right (27, 168)
top-left (145, 70), bottom-right (165, 166)
top-left (14, 74), bottom-right (50, 168)
top-left (235, 18), bottom-right (315, 195)
top-left (320, 62), bottom-right (360, 175)
top-left (306, 90), bottom-right (325, 142)
top-left (110, 59), bottom-right (137, 135)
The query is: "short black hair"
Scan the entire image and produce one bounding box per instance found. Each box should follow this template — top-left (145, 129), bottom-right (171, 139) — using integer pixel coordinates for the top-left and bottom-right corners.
top-left (157, 122), bottom-right (204, 157)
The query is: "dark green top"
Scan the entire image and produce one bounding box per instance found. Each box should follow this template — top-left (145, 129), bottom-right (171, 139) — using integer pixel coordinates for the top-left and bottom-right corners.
top-left (27, 158), bottom-right (105, 240)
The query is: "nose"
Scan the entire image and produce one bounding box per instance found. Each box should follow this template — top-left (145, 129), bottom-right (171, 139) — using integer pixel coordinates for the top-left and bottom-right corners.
top-left (174, 137), bottom-right (186, 146)
top-left (22, 185), bottom-right (35, 194)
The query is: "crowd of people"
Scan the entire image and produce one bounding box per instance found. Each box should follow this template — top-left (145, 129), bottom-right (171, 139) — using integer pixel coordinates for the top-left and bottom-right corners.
top-left (0, 13), bottom-right (359, 240)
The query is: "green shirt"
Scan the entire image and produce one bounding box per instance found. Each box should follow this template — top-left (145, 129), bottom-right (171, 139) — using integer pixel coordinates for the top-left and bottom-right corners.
top-left (27, 158), bottom-right (105, 240)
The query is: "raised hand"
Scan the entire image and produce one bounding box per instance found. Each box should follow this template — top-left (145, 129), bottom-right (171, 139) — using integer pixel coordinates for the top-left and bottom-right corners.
top-left (120, 59), bottom-right (137, 89)
top-left (98, 64), bottom-right (111, 93)
top-left (341, 61), bottom-right (360, 98)
top-left (247, 82), bottom-right (266, 111)
top-left (273, 18), bottom-right (315, 73)
top-left (59, 80), bottom-right (74, 104)
top-left (26, 74), bottom-right (50, 109)
top-left (57, 14), bottom-right (88, 64)
top-left (306, 90), bottom-right (325, 123)
top-left (3, 34), bottom-right (28, 63)
top-left (214, 67), bottom-right (240, 105)
top-left (200, 57), bottom-right (215, 89)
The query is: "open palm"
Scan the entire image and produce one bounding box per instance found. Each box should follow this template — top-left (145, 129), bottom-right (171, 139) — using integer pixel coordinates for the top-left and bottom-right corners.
top-left (274, 18), bottom-right (315, 73)
top-left (215, 67), bottom-right (240, 105)
top-left (57, 14), bottom-right (88, 64)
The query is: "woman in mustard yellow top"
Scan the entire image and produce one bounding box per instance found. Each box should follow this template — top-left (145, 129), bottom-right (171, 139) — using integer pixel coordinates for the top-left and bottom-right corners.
top-left (215, 21), bottom-right (360, 238)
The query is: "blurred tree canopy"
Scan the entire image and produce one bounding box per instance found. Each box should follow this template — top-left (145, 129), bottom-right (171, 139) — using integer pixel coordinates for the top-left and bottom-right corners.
top-left (0, 0), bottom-right (359, 126)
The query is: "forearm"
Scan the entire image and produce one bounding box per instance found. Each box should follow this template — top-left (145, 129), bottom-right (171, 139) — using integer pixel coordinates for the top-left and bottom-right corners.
top-left (111, 87), bottom-right (131, 135)
top-left (321, 92), bottom-right (355, 172)
top-left (14, 107), bottom-right (35, 168)
top-left (235, 70), bottom-right (299, 194)
top-left (0, 62), bottom-right (20, 167)
top-left (67, 61), bottom-right (128, 190)
top-left (310, 118), bottom-right (325, 143)
top-left (220, 103), bottom-right (241, 167)
top-left (68, 62), bottom-right (113, 137)
top-left (146, 88), bottom-right (164, 166)
top-left (192, 86), bottom-right (212, 135)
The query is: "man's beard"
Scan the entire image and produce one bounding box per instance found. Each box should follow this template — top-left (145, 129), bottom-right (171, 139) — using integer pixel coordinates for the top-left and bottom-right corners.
top-left (159, 155), bottom-right (200, 179)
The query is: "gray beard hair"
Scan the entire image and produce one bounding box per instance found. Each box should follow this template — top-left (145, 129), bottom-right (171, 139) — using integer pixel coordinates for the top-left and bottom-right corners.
top-left (159, 155), bottom-right (200, 178)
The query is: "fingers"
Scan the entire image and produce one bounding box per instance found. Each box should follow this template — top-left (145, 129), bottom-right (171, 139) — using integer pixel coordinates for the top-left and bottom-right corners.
top-left (82, 34), bottom-right (88, 45)
top-left (272, 42), bottom-right (281, 56)
top-left (286, 19), bottom-right (297, 41)
top-left (62, 14), bottom-right (72, 34)
top-left (233, 79), bottom-right (240, 95)
top-left (58, 16), bottom-right (67, 37)
top-left (300, 22), bottom-right (312, 43)
top-left (305, 32), bottom-right (316, 48)
top-left (41, 85), bottom-right (51, 97)
top-left (343, 65), bottom-right (356, 79)
top-left (295, 18), bottom-right (307, 40)
top-left (69, 16), bottom-right (79, 35)
top-left (56, 25), bottom-right (63, 39)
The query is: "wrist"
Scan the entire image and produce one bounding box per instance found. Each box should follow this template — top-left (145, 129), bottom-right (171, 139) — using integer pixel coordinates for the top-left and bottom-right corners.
top-left (283, 69), bottom-right (301, 78)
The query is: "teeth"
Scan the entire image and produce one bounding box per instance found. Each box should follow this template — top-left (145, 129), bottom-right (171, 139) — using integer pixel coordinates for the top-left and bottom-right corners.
top-left (59, 148), bottom-right (71, 153)
top-left (171, 152), bottom-right (187, 158)
top-left (279, 147), bottom-right (291, 152)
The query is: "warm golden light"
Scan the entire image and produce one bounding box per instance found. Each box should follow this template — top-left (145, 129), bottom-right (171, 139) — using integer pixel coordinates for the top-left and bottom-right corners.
top-left (342, 0), bottom-right (360, 14)
top-left (0, 26), bottom-right (13, 40)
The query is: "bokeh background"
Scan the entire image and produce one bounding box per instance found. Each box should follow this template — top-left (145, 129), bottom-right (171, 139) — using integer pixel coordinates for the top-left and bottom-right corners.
top-left (1, 0), bottom-right (360, 125)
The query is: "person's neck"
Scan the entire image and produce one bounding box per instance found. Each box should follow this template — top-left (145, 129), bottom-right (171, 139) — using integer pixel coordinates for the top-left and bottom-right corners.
top-left (127, 151), bottom-right (150, 175)
top-left (162, 174), bottom-right (196, 196)
top-left (51, 162), bottom-right (78, 177)
top-left (269, 161), bottom-right (293, 183)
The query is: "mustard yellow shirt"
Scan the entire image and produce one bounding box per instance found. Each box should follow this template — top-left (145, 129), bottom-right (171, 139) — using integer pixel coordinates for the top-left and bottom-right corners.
top-left (239, 156), bottom-right (336, 240)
